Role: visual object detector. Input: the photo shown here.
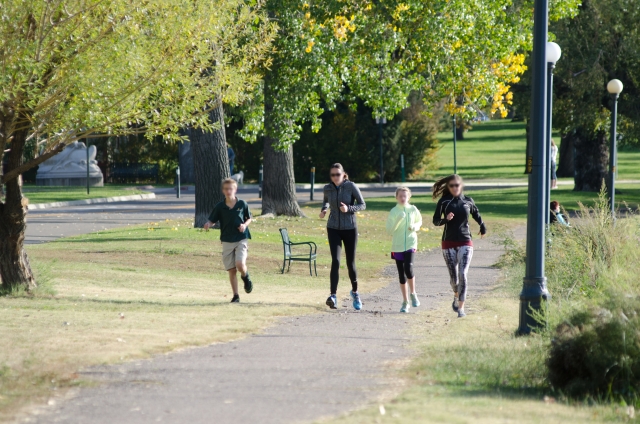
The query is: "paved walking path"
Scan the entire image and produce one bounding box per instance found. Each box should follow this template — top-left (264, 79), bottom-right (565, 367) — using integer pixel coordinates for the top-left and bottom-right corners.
top-left (25, 235), bottom-right (505, 424)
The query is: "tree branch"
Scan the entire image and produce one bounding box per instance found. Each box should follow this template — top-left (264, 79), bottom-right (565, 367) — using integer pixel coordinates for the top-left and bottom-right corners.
top-left (1, 142), bottom-right (65, 184)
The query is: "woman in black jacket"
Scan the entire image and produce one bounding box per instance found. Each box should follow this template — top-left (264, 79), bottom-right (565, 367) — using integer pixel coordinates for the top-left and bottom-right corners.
top-left (432, 174), bottom-right (486, 318)
top-left (319, 163), bottom-right (366, 310)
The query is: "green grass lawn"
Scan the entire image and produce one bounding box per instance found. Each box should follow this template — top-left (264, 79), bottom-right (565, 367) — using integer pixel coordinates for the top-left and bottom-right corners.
top-left (1, 206), bottom-right (443, 421)
top-left (436, 120), bottom-right (640, 182)
top-left (436, 120), bottom-right (529, 180)
top-left (3, 189), bottom-right (636, 421)
top-left (617, 147), bottom-right (640, 180)
top-left (15, 185), bottom-right (146, 205)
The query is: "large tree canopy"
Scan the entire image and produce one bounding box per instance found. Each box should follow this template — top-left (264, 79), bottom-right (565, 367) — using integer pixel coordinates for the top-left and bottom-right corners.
top-left (0, 0), bottom-right (276, 290)
top-left (237, 0), bottom-right (580, 215)
top-left (551, 0), bottom-right (640, 145)
top-left (513, 0), bottom-right (639, 190)
top-left (0, 0), bottom-right (275, 181)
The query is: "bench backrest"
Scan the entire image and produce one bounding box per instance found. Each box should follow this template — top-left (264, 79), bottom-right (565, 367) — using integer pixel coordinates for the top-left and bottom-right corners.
top-left (279, 228), bottom-right (291, 256)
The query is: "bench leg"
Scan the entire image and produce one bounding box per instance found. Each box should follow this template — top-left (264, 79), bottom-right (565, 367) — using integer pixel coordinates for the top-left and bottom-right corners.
top-left (314, 260), bottom-right (317, 277)
top-left (281, 258), bottom-right (286, 274)
top-left (308, 260), bottom-right (312, 277)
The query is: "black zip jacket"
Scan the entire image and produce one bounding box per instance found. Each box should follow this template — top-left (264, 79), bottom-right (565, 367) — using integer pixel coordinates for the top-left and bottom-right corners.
top-left (321, 180), bottom-right (366, 230)
top-left (432, 194), bottom-right (486, 242)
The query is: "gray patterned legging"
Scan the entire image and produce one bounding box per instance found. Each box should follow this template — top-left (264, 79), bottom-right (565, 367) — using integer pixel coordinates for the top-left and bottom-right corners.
top-left (442, 246), bottom-right (474, 301)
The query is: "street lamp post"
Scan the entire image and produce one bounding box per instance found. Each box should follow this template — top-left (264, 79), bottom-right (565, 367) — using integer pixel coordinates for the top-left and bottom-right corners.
top-left (176, 166), bottom-right (181, 199)
top-left (606, 79), bottom-right (623, 217)
top-left (453, 115), bottom-right (458, 174)
top-left (376, 117), bottom-right (387, 184)
top-left (517, 0), bottom-right (551, 335)
top-left (86, 140), bottom-right (90, 195)
top-left (544, 42), bottom-right (562, 225)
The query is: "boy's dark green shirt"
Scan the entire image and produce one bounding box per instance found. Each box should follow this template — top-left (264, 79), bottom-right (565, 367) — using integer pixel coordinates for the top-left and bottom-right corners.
top-left (208, 198), bottom-right (252, 242)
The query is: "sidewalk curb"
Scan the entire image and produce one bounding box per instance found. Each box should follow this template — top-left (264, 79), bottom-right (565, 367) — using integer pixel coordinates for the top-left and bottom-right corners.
top-left (27, 193), bottom-right (156, 210)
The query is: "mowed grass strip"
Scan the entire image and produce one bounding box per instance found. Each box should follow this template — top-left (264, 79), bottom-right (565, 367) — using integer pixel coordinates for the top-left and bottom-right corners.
top-left (0, 206), bottom-right (443, 420)
top-left (16, 185), bottom-right (146, 205)
top-left (437, 120), bottom-right (529, 180)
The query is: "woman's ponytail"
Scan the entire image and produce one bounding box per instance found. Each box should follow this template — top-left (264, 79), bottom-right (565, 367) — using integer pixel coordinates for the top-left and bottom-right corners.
top-left (432, 174), bottom-right (463, 199)
top-left (330, 163), bottom-right (349, 180)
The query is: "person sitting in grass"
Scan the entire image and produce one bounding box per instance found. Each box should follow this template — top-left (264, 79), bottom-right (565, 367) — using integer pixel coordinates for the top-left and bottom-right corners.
top-left (204, 178), bottom-right (254, 303)
top-left (550, 200), bottom-right (570, 226)
top-left (386, 186), bottom-right (423, 313)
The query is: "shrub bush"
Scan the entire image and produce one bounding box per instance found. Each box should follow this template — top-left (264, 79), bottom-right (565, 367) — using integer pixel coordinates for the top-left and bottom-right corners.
top-left (547, 295), bottom-right (640, 402)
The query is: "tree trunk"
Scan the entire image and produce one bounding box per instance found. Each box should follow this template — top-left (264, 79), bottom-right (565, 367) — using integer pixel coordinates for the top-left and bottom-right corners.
top-left (178, 141), bottom-right (196, 184)
top-left (262, 137), bottom-right (303, 216)
top-left (556, 132), bottom-right (575, 178)
top-left (189, 101), bottom-right (230, 227)
top-left (0, 130), bottom-right (36, 291)
top-left (573, 129), bottom-right (608, 192)
top-left (455, 125), bottom-right (464, 141)
top-left (261, 74), bottom-right (303, 217)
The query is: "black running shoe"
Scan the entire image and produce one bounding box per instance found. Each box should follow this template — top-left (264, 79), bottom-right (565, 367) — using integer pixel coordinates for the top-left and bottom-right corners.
top-left (326, 295), bottom-right (337, 309)
top-left (241, 274), bottom-right (253, 294)
top-left (230, 294), bottom-right (240, 303)
top-left (452, 297), bottom-right (459, 312)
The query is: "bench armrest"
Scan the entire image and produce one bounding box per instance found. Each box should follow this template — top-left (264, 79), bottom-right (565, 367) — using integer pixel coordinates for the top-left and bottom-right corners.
top-left (288, 241), bottom-right (317, 255)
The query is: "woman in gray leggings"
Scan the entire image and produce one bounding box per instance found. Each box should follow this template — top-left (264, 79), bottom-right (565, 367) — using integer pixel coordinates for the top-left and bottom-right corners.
top-left (432, 174), bottom-right (486, 318)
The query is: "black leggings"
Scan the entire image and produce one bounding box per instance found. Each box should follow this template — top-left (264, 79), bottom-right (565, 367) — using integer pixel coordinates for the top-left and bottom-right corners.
top-left (327, 228), bottom-right (358, 294)
top-left (394, 251), bottom-right (415, 284)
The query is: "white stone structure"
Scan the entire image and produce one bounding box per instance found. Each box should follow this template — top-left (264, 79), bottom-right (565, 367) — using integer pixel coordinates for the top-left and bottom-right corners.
top-left (36, 141), bottom-right (104, 186)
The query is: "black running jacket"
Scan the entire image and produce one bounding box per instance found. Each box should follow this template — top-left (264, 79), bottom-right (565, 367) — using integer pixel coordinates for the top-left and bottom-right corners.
top-left (432, 194), bottom-right (486, 242)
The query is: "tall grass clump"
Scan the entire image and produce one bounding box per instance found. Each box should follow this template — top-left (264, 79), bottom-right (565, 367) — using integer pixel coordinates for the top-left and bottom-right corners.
top-left (545, 189), bottom-right (638, 303)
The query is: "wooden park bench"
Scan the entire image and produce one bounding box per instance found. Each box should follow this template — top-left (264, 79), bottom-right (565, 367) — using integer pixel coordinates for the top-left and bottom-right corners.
top-left (279, 228), bottom-right (317, 276)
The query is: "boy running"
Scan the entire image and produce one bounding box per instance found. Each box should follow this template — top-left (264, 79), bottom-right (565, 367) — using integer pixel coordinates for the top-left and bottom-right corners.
top-left (203, 178), bottom-right (254, 303)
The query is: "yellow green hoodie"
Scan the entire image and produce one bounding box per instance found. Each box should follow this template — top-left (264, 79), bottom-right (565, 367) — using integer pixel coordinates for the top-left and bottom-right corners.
top-left (386, 203), bottom-right (423, 253)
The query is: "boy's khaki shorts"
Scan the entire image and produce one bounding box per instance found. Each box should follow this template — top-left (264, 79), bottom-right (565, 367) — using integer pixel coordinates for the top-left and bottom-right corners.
top-left (221, 239), bottom-right (248, 271)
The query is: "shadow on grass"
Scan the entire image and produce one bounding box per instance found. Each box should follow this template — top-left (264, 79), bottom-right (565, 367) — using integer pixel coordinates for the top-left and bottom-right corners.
top-left (60, 297), bottom-right (325, 310)
top-left (51, 236), bottom-right (204, 244)
top-left (427, 379), bottom-right (549, 402)
top-left (450, 134), bottom-right (526, 143)
top-left (469, 121), bottom-right (525, 133)
top-left (457, 164), bottom-right (526, 172)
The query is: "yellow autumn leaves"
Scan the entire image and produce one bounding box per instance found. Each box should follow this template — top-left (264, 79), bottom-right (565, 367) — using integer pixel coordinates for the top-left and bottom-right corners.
top-left (491, 54), bottom-right (527, 117)
top-left (333, 15), bottom-right (356, 42)
top-left (302, 9), bottom-right (355, 53)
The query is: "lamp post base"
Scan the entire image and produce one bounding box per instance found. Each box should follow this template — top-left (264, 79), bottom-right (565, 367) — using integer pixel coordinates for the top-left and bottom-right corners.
top-left (517, 277), bottom-right (550, 335)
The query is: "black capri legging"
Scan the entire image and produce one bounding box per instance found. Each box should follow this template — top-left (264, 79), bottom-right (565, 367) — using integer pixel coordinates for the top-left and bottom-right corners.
top-left (394, 250), bottom-right (415, 285)
top-left (327, 228), bottom-right (358, 294)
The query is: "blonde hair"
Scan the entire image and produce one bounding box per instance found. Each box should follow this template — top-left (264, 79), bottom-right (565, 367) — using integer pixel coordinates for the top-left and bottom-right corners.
top-left (221, 178), bottom-right (238, 189)
top-left (395, 186), bottom-right (412, 197)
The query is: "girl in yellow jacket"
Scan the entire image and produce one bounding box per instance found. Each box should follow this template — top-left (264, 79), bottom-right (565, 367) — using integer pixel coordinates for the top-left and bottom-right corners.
top-left (386, 187), bottom-right (423, 313)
